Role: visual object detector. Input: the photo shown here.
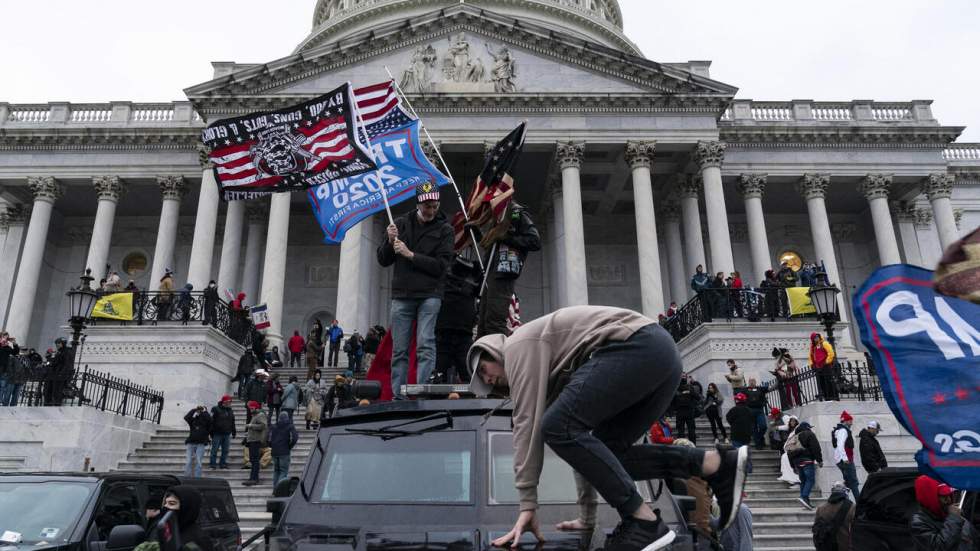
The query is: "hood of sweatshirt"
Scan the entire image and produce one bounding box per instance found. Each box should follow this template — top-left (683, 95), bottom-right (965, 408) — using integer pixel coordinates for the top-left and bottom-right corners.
top-left (467, 333), bottom-right (507, 398)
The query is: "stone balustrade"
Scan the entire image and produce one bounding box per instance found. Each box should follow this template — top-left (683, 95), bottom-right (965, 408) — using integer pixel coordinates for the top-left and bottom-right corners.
top-left (944, 143), bottom-right (980, 161)
top-left (0, 101), bottom-right (203, 127)
top-left (720, 99), bottom-right (933, 124)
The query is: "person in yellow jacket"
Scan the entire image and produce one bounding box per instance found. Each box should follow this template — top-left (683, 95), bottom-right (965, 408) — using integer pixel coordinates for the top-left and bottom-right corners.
top-left (808, 332), bottom-right (837, 401)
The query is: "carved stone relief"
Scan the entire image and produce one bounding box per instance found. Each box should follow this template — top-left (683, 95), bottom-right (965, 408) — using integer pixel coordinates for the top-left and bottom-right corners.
top-left (400, 33), bottom-right (517, 94)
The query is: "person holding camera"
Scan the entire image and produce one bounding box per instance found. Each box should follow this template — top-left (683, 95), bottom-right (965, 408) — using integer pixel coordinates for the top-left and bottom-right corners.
top-left (183, 405), bottom-right (212, 477)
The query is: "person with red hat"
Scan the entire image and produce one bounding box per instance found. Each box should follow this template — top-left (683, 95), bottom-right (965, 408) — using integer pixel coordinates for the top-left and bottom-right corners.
top-left (208, 395), bottom-right (236, 470)
top-left (726, 393), bottom-right (756, 448)
top-left (832, 410), bottom-right (860, 499)
top-left (910, 475), bottom-right (978, 550)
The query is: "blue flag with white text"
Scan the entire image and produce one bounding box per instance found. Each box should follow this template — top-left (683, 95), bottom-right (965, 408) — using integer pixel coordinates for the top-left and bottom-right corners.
top-left (853, 264), bottom-right (980, 490)
top-left (307, 119), bottom-right (449, 244)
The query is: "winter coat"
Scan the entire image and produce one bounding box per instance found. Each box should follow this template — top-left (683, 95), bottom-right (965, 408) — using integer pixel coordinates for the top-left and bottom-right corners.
top-left (328, 325), bottom-right (344, 344)
top-left (743, 384), bottom-right (768, 410)
top-left (911, 476), bottom-right (979, 550)
top-left (178, 283), bottom-right (193, 306)
top-left (363, 334), bottom-right (380, 354)
top-left (814, 490), bottom-right (855, 551)
top-left (488, 204), bottom-right (541, 279)
top-left (245, 409), bottom-right (268, 444)
top-left (788, 423), bottom-right (824, 468)
top-left (0, 342), bottom-right (19, 379)
top-left (183, 408), bottom-right (212, 445)
top-left (305, 339), bottom-right (322, 370)
top-left (203, 285), bottom-right (219, 307)
top-left (704, 390), bottom-right (724, 413)
top-left (230, 292), bottom-right (246, 311)
top-left (436, 258), bottom-right (481, 333)
top-left (778, 266), bottom-right (798, 287)
top-left (858, 428), bottom-right (888, 473)
top-left (281, 383), bottom-right (299, 410)
top-left (287, 334), bottom-right (305, 354)
top-left (649, 420), bottom-right (674, 445)
top-left (158, 275), bottom-right (175, 301)
top-left (691, 272), bottom-right (710, 293)
top-left (5, 355), bottom-right (31, 385)
top-left (377, 210), bottom-right (454, 299)
top-left (809, 333), bottom-right (835, 368)
top-left (266, 379), bottom-right (283, 407)
top-left (244, 377), bottom-right (266, 403)
top-left (726, 404), bottom-right (756, 444)
top-left (672, 382), bottom-right (699, 419)
top-left (325, 383), bottom-right (354, 411)
top-left (163, 485), bottom-right (214, 551)
top-left (210, 404), bottom-right (236, 437)
top-left (269, 412), bottom-right (299, 457)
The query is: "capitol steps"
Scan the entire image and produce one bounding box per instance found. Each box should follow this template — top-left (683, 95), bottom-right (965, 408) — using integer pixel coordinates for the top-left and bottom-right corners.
top-left (689, 419), bottom-right (821, 551)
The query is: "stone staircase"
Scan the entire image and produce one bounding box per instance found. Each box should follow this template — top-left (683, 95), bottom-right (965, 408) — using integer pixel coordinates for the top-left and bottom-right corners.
top-left (113, 360), bottom-right (356, 542)
top-left (691, 418), bottom-right (821, 551)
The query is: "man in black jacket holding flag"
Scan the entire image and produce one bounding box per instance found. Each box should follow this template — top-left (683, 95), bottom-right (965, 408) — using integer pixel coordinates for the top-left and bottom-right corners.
top-left (477, 201), bottom-right (540, 337)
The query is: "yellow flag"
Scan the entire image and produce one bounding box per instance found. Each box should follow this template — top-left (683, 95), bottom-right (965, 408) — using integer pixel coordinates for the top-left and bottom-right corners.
top-left (91, 293), bottom-right (134, 321)
top-left (786, 287), bottom-right (817, 315)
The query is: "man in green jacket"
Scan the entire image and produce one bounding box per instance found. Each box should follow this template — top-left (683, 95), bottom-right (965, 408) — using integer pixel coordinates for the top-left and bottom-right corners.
top-left (468, 305), bottom-right (749, 551)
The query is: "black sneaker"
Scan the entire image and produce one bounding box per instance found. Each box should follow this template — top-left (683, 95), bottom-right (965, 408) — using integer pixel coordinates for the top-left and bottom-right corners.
top-left (603, 515), bottom-right (675, 551)
top-left (706, 445), bottom-right (750, 531)
top-left (798, 497), bottom-right (814, 510)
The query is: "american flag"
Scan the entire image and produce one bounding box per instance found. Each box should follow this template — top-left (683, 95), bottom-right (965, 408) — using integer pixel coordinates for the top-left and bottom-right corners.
top-left (204, 82), bottom-right (408, 200)
top-left (453, 122), bottom-right (527, 251)
top-left (506, 293), bottom-right (522, 333)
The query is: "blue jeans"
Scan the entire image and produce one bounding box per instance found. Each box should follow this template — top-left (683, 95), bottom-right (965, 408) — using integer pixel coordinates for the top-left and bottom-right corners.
top-left (837, 460), bottom-right (861, 499)
top-left (752, 408), bottom-right (767, 448)
top-left (390, 297), bottom-right (441, 397)
top-left (540, 324), bottom-right (706, 519)
top-left (184, 444), bottom-right (206, 477)
top-left (799, 463), bottom-right (816, 499)
top-left (209, 433), bottom-right (231, 467)
top-left (272, 455), bottom-right (291, 489)
top-left (1, 383), bottom-right (22, 406)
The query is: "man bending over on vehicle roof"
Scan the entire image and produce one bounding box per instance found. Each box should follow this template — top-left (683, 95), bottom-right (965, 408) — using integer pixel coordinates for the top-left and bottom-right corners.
top-left (468, 305), bottom-right (750, 551)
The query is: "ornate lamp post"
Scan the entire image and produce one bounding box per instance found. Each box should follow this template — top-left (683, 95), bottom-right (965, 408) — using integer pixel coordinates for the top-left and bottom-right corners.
top-left (807, 278), bottom-right (841, 356)
top-left (66, 269), bottom-right (99, 350)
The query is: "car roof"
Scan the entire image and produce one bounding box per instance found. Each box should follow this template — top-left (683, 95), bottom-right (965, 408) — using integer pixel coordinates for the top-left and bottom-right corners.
top-left (0, 473), bottom-right (180, 483)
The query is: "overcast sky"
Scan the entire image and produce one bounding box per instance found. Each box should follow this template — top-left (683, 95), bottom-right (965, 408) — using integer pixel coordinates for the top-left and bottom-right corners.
top-left (1, 0), bottom-right (977, 140)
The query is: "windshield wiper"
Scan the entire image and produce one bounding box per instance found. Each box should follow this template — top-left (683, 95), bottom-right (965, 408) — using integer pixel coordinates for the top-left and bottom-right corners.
top-left (344, 411), bottom-right (453, 440)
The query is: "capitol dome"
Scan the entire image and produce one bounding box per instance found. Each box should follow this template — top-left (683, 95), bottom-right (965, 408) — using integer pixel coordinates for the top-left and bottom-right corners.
top-left (296, 0), bottom-right (639, 55)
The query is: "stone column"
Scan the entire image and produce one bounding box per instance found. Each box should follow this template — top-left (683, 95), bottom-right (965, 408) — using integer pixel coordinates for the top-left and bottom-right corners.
top-left (891, 202), bottom-right (923, 266)
top-left (85, 176), bottom-right (126, 281)
top-left (550, 186), bottom-right (567, 308)
top-left (240, 203), bottom-right (266, 304)
top-left (798, 173), bottom-right (847, 321)
top-left (737, 174), bottom-right (773, 285)
top-left (557, 141), bottom-right (589, 306)
top-left (914, 209), bottom-right (941, 267)
top-left (216, 200), bottom-right (245, 293)
top-left (661, 201), bottom-right (687, 306)
top-left (625, 141), bottom-right (664, 316)
top-left (678, 175), bottom-right (707, 284)
top-left (0, 206), bottom-right (28, 327)
top-left (335, 218), bottom-right (374, 333)
top-left (260, 193), bottom-right (291, 345)
top-left (149, 176), bottom-right (187, 290)
top-left (859, 174), bottom-right (901, 266)
top-left (5, 177), bottom-right (63, 339)
top-left (695, 141), bottom-right (734, 275)
top-left (922, 173), bottom-right (958, 251)
top-left (187, 155), bottom-right (221, 289)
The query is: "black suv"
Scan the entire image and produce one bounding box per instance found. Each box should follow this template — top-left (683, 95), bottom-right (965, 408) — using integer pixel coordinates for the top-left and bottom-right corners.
top-left (850, 467), bottom-right (979, 550)
top-left (264, 399), bottom-right (698, 551)
top-left (0, 473), bottom-right (240, 551)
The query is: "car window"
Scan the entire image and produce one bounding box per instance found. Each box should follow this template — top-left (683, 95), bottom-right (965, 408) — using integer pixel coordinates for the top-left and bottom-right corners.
top-left (316, 431), bottom-right (474, 503)
top-left (488, 432), bottom-right (650, 505)
top-left (93, 484), bottom-right (141, 541)
top-left (199, 489), bottom-right (239, 523)
top-left (0, 481), bottom-right (94, 546)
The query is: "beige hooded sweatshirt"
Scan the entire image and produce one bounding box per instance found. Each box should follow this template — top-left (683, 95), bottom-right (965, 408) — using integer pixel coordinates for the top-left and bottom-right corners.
top-left (467, 305), bottom-right (654, 513)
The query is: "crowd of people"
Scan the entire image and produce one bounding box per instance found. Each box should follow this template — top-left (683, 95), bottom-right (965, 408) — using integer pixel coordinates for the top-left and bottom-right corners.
top-left (0, 331), bottom-right (74, 406)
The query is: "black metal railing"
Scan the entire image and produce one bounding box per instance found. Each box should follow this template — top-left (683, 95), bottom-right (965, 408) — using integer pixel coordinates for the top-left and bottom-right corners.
top-left (86, 291), bottom-right (253, 347)
top-left (3, 360), bottom-right (164, 423)
top-left (662, 288), bottom-right (833, 342)
top-left (762, 360), bottom-right (882, 411)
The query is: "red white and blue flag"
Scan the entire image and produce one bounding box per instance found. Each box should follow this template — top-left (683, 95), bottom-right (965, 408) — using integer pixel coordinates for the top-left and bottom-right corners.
top-left (201, 83), bottom-right (377, 200)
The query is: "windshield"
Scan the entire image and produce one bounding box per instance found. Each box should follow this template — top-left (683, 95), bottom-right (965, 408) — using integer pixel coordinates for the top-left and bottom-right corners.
top-left (488, 432), bottom-right (650, 505)
top-left (317, 431), bottom-right (473, 503)
top-left (0, 481), bottom-right (94, 546)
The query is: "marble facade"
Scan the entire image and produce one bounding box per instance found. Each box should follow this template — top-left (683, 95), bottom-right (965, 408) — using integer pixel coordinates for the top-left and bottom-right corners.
top-left (0, 0), bottom-right (977, 361)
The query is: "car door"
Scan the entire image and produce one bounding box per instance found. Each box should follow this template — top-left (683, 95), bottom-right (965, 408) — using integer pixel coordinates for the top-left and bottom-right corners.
top-left (88, 483), bottom-right (142, 546)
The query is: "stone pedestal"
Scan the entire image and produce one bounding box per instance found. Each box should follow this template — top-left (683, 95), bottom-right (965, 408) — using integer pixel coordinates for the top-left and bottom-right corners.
top-left (80, 325), bottom-right (244, 426)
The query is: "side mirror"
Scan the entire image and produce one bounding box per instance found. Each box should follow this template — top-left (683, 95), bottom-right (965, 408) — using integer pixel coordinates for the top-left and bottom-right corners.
top-left (106, 525), bottom-right (145, 551)
top-left (352, 380), bottom-right (381, 400)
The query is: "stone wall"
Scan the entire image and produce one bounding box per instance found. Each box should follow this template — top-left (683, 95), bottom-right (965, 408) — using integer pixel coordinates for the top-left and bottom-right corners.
top-left (80, 325), bottom-right (243, 427)
top-left (0, 406), bottom-right (157, 472)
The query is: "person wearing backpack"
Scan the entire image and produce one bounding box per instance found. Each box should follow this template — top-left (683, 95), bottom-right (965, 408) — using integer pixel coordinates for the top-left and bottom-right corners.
top-left (812, 481), bottom-right (854, 551)
top-left (832, 410), bottom-right (861, 499)
top-left (787, 421), bottom-right (823, 510)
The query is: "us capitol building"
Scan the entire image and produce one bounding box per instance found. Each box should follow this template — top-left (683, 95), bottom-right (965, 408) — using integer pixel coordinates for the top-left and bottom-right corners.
top-left (1, 0), bottom-right (977, 360)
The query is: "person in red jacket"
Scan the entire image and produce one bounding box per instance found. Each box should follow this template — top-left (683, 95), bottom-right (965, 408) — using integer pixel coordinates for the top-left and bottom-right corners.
top-left (649, 417), bottom-right (675, 445)
top-left (287, 330), bottom-right (305, 369)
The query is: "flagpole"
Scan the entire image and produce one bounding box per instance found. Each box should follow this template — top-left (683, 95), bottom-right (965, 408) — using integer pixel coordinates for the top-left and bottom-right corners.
top-left (351, 83), bottom-right (395, 226)
top-left (384, 67), bottom-right (485, 271)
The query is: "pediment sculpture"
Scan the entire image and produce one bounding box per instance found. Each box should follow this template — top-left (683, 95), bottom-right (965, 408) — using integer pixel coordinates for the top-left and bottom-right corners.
top-left (399, 33), bottom-right (517, 94)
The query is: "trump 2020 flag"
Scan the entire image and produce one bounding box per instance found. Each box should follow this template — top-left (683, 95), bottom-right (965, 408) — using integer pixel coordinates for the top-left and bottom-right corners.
top-left (201, 83), bottom-right (377, 200)
top-left (307, 118), bottom-right (449, 244)
top-left (853, 264), bottom-right (980, 490)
